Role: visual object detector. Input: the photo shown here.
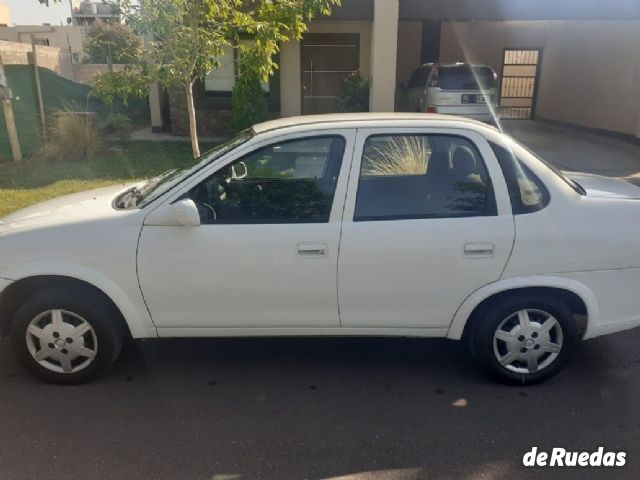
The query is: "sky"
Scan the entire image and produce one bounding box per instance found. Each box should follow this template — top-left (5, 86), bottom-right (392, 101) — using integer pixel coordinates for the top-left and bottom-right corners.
top-left (3, 0), bottom-right (76, 26)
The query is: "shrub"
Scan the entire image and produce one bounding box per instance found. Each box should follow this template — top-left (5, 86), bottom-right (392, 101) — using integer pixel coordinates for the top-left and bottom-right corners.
top-left (231, 73), bottom-right (268, 132)
top-left (337, 72), bottom-right (370, 112)
top-left (40, 110), bottom-right (104, 162)
top-left (108, 113), bottom-right (133, 142)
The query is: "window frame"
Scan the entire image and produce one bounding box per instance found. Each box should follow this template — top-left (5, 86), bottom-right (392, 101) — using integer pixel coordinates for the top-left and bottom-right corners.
top-left (186, 134), bottom-right (348, 225)
top-left (489, 141), bottom-right (551, 215)
top-left (352, 132), bottom-right (498, 222)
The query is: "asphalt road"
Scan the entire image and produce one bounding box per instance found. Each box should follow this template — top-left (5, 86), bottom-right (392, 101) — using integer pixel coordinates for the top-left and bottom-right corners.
top-left (1, 329), bottom-right (640, 480)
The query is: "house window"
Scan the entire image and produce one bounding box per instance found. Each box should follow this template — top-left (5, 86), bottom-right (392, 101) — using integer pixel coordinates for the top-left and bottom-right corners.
top-left (205, 42), bottom-right (270, 93)
top-left (33, 38), bottom-right (50, 46)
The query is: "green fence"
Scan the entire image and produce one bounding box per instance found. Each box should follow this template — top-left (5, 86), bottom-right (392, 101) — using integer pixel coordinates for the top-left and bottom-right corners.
top-left (0, 65), bottom-right (148, 161)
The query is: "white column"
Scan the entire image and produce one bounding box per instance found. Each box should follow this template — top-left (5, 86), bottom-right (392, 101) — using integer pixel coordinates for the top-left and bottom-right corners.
top-left (369, 0), bottom-right (399, 112)
top-left (279, 40), bottom-right (302, 117)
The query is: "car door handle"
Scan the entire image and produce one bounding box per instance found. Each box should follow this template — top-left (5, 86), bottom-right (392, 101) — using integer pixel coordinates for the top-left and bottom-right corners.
top-left (296, 243), bottom-right (328, 257)
top-left (463, 242), bottom-right (495, 258)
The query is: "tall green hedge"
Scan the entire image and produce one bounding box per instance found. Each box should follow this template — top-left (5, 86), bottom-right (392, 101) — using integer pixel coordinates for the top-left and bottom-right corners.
top-left (231, 73), bottom-right (268, 132)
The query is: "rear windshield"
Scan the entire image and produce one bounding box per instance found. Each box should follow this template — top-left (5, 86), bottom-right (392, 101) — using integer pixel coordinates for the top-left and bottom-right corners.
top-left (437, 66), bottom-right (496, 91)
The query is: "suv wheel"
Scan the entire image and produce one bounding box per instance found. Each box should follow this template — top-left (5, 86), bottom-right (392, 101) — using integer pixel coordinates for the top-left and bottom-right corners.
top-left (471, 294), bottom-right (578, 384)
top-left (11, 287), bottom-right (124, 384)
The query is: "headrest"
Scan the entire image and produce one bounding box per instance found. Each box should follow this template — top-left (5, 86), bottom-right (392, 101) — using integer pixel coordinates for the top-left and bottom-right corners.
top-left (452, 146), bottom-right (477, 177)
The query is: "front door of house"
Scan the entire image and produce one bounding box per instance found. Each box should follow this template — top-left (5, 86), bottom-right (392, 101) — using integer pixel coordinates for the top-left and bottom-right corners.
top-left (301, 33), bottom-right (360, 114)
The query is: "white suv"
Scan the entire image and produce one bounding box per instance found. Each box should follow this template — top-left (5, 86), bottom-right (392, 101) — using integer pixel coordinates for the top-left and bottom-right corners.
top-left (1, 113), bottom-right (640, 385)
top-left (401, 63), bottom-right (498, 122)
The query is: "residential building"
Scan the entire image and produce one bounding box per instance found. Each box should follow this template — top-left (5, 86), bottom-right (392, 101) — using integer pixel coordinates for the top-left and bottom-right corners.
top-left (71, 1), bottom-right (120, 26)
top-left (152, 0), bottom-right (640, 142)
top-left (0, 3), bottom-right (11, 27)
top-left (0, 25), bottom-right (86, 64)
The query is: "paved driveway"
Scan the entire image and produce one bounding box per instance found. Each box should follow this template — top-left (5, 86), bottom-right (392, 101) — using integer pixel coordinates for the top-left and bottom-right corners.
top-left (1, 122), bottom-right (640, 480)
top-left (502, 120), bottom-right (640, 183)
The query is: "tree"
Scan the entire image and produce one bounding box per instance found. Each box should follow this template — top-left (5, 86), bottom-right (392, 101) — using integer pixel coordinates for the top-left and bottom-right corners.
top-left (85, 21), bottom-right (141, 69)
top-left (106, 0), bottom-right (340, 159)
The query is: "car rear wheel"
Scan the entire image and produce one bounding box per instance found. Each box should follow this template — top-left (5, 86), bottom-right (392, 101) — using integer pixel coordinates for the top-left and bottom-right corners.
top-left (10, 287), bottom-right (124, 384)
top-left (471, 294), bottom-right (578, 384)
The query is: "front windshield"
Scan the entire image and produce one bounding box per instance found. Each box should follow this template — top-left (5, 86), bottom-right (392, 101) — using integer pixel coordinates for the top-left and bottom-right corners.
top-left (121, 129), bottom-right (253, 209)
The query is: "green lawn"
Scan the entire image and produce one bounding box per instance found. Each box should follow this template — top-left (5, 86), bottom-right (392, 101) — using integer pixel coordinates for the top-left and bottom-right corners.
top-left (0, 142), bottom-right (215, 218)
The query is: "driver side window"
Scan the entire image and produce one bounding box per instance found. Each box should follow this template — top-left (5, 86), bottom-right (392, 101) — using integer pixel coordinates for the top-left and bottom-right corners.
top-left (187, 136), bottom-right (346, 224)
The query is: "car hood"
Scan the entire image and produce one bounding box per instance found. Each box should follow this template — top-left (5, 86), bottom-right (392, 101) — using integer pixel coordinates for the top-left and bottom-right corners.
top-left (0, 182), bottom-right (140, 233)
top-left (566, 172), bottom-right (640, 200)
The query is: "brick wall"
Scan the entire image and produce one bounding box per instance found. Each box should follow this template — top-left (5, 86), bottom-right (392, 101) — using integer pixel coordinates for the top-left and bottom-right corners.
top-left (168, 86), bottom-right (234, 137)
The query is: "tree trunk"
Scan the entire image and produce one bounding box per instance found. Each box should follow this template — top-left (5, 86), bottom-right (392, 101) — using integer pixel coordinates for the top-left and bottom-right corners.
top-left (185, 81), bottom-right (200, 158)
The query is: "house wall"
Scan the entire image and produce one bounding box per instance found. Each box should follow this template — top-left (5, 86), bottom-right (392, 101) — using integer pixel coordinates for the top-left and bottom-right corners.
top-left (396, 21), bottom-right (422, 85)
top-left (280, 20), bottom-right (372, 117)
top-left (71, 63), bottom-right (127, 85)
top-left (440, 20), bottom-right (640, 138)
top-left (0, 26), bottom-right (86, 62)
top-left (0, 41), bottom-right (73, 79)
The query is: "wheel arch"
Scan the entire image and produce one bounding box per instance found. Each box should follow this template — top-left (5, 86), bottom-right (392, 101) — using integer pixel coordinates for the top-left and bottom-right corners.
top-left (0, 266), bottom-right (155, 339)
top-left (447, 276), bottom-right (598, 341)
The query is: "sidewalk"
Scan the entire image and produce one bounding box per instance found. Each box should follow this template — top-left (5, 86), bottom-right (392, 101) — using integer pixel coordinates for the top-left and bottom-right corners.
top-left (131, 127), bottom-right (227, 144)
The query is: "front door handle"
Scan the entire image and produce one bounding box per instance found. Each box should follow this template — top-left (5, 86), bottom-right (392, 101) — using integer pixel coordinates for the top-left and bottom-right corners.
top-left (297, 243), bottom-right (328, 257)
top-left (463, 242), bottom-right (495, 258)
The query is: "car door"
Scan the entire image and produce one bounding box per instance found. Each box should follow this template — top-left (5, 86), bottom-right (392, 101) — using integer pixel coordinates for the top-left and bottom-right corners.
top-left (338, 127), bottom-right (514, 331)
top-left (137, 130), bottom-right (355, 331)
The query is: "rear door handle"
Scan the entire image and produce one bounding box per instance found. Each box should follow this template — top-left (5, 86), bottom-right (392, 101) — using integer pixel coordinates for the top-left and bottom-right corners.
top-left (463, 242), bottom-right (495, 258)
top-left (296, 243), bottom-right (328, 257)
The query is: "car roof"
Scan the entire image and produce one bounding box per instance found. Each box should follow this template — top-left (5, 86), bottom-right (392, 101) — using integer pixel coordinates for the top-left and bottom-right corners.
top-left (252, 112), bottom-right (494, 135)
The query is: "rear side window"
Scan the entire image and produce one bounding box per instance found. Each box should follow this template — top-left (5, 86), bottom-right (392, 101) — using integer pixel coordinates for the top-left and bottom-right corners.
top-left (408, 66), bottom-right (431, 88)
top-left (489, 142), bottom-right (549, 214)
top-left (437, 66), bottom-right (496, 91)
top-left (355, 135), bottom-right (496, 221)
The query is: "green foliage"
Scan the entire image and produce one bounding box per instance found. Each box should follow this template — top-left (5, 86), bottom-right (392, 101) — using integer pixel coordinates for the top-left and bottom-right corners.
top-left (91, 69), bottom-right (149, 107)
top-left (231, 74), bottom-right (268, 132)
top-left (107, 113), bottom-right (134, 142)
top-left (0, 141), bottom-right (208, 218)
top-left (112, 0), bottom-right (341, 157)
top-left (337, 72), bottom-right (370, 113)
top-left (85, 21), bottom-right (141, 65)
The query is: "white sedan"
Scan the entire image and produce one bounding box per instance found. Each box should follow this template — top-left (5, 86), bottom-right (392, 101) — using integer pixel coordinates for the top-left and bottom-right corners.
top-left (1, 113), bottom-right (639, 384)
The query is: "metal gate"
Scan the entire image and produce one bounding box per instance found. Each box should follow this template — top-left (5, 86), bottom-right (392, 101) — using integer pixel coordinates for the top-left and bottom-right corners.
top-left (498, 49), bottom-right (542, 119)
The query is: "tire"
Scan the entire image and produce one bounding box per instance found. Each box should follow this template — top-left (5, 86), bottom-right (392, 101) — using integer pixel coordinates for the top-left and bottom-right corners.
top-left (470, 294), bottom-right (578, 385)
top-left (10, 286), bottom-right (124, 384)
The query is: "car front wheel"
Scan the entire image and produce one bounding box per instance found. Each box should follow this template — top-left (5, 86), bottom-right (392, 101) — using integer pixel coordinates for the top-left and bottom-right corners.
top-left (471, 295), bottom-right (578, 384)
top-left (10, 287), bottom-right (124, 384)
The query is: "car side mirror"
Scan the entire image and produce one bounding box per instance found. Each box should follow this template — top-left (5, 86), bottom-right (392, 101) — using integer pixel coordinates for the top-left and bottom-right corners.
top-left (144, 199), bottom-right (201, 227)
